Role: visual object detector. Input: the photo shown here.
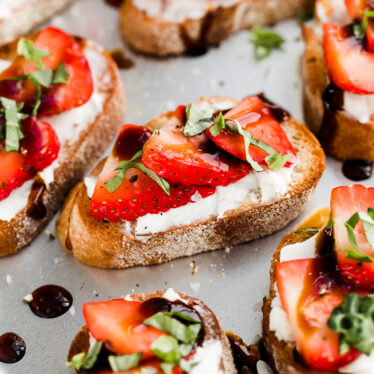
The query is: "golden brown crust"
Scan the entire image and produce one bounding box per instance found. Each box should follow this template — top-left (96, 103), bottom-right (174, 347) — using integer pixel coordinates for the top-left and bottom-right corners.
top-left (302, 25), bottom-right (374, 160)
top-left (67, 291), bottom-right (236, 374)
top-left (0, 40), bottom-right (126, 257)
top-left (0, 0), bottom-right (74, 46)
top-left (120, 0), bottom-right (315, 56)
top-left (56, 96), bottom-right (325, 269)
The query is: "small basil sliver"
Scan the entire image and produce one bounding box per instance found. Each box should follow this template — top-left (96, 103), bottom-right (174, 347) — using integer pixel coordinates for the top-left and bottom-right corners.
top-left (167, 311), bottom-right (199, 324)
top-left (295, 227), bottom-right (320, 234)
top-left (108, 352), bottom-right (142, 372)
top-left (326, 217), bottom-right (334, 230)
top-left (160, 362), bottom-right (175, 374)
top-left (143, 312), bottom-right (199, 344)
top-left (65, 352), bottom-right (85, 369)
top-left (82, 341), bottom-right (103, 369)
top-left (29, 69), bottom-right (53, 88)
top-left (183, 104), bottom-right (214, 137)
top-left (178, 343), bottom-right (193, 357)
top-left (250, 27), bottom-right (284, 60)
top-left (17, 38), bottom-right (50, 70)
top-left (209, 112), bottom-right (226, 137)
top-left (328, 293), bottom-right (374, 355)
top-left (53, 62), bottom-right (70, 84)
top-left (151, 335), bottom-right (180, 363)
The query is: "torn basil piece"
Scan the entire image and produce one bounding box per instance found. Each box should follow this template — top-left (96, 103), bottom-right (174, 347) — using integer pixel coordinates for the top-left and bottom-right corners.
top-left (184, 104), bottom-right (214, 137)
top-left (108, 352), bottom-right (142, 372)
top-left (151, 335), bottom-right (180, 363)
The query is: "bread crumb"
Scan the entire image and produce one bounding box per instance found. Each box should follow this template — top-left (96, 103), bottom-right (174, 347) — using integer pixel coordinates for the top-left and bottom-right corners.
top-left (190, 281), bottom-right (200, 293)
top-left (225, 247), bottom-right (231, 254)
top-left (221, 272), bottom-right (226, 278)
top-left (69, 306), bottom-right (76, 316)
top-left (190, 260), bottom-right (197, 275)
top-left (5, 275), bottom-right (12, 285)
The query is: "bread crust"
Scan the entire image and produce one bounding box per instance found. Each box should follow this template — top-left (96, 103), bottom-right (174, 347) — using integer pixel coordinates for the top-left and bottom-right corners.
top-left (302, 25), bottom-right (374, 160)
top-left (56, 96), bottom-right (325, 269)
top-left (120, 0), bottom-right (314, 56)
top-left (0, 40), bottom-right (126, 257)
top-left (0, 0), bottom-right (74, 46)
top-left (67, 291), bottom-right (236, 374)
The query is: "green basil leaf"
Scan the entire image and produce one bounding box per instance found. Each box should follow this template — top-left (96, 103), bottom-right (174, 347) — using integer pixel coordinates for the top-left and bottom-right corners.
top-left (178, 343), bottom-right (193, 357)
top-left (362, 10), bottom-right (374, 32)
top-left (160, 362), bottom-right (175, 374)
top-left (104, 167), bottom-right (128, 193)
top-left (143, 313), bottom-right (199, 344)
top-left (108, 353), bottom-right (142, 372)
top-left (141, 368), bottom-right (158, 374)
top-left (265, 152), bottom-right (292, 170)
top-left (328, 293), bottom-right (374, 356)
top-left (344, 210), bottom-right (374, 263)
top-left (250, 27), bottom-right (284, 60)
top-left (65, 352), bottom-right (85, 369)
top-left (151, 335), bottom-right (180, 363)
top-left (167, 311), bottom-right (199, 324)
top-left (65, 341), bottom-right (103, 370)
top-left (225, 120), bottom-right (263, 172)
top-left (0, 97), bottom-right (25, 152)
top-left (295, 227), bottom-right (320, 234)
top-left (209, 112), bottom-right (226, 137)
top-left (326, 217), bottom-right (335, 230)
top-left (183, 104), bottom-right (214, 137)
top-left (180, 359), bottom-right (199, 372)
top-left (53, 62), bottom-right (69, 84)
top-left (17, 38), bottom-right (50, 70)
top-left (82, 341), bottom-right (103, 369)
top-left (29, 69), bottom-right (53, 88)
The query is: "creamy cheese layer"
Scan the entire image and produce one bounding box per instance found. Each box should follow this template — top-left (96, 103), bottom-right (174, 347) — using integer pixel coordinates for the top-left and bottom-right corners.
top-left (269, 226), bottom-right (374, 373)
top-left (133, 0), bottom-right (239, 23)
top-left (344, 92), bottom-right (374, 124)
top-left (0, 45), bottom-right (111, 222)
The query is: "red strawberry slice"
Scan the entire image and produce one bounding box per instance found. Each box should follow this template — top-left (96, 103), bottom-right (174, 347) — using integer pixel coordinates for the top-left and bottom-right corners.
top-left (83, 299), bottom-right (167, 360)
top-left (366, 22), bottom-right (374, 53)
top-left (0, 116), bottom-right (60, 201)
top-left (277, 258), bottom-right (360, 371)
top-left (206, 96), bottom-right (296, 167)
top-left (141, 105), bottom-right (250, 187)
top-left (90, 124), bottom-right (215, 222)
top-left (323, 23), bottom-right (374, 94)
top-left (344, 0), bottom-right (369, 20)
top-left (0, 26), bottom-right (93, 115)
top-left (331, 185), bottom-right (374, 289)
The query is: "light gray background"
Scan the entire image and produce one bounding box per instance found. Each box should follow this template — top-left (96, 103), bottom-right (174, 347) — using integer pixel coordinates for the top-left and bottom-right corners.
top-left (0, 1), bottom-right (372, 373)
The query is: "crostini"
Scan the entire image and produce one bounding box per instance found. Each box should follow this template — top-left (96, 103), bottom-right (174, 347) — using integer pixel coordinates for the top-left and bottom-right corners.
top-left (0, 26), bottom-right (126, 257)
top-left (0, 0), bottom-right (73, 46)
top-left (67, 289), bottom-right (236, 373)
top-left (303, 0), bottom-right (374, 160)
top-left (263, 184), bottom-right (374, 373)
top-left (57, 94), bottom-right (324, 269)
top-left (120, 0), bottom-right (315, 56)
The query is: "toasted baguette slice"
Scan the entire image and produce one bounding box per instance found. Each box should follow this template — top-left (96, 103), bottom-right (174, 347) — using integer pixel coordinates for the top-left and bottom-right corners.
top-left (302, 25), bottom-right (374, 161)
top-left (262, 209), bottom-right (332, 374)
top-left (56, 96), bottom-right (325, 269)
top-left (0, 0), bottom-right (74, 46)
top-left (0, 36), bottom-right (126, 257)
top-left (120, 0), bottom-right (314, 56)
top-left (67, 290), bottom-right (237, 374)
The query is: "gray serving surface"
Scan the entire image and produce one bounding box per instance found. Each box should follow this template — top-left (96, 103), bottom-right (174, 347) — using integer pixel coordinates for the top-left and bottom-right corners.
top-left (1, 1), bottom-right (373, 373)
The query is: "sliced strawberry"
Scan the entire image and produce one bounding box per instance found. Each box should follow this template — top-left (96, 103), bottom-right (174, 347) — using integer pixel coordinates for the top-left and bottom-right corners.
top-left (0, 116), bottom-right (60, 201)
top-left (206, 96), bottom-right (296, 167)
top-left (141, 105), bottom-right (250, 186)
top-left (344, 0), bottom-right (367, 20)
top-left (90, 124), bottom-right (215, 222)
top-left (366, 21), bottom-right (374, 52)
top-left (83, 299), bottom-right (166, 360)
top-left (0, 26), bottom-right (93, 115)
top-left (331, 185), bottom-right (374, 289)
top-left (323, 23), bottom-right (374, 94)
top-left (277, 258), bottom-right (360, 371)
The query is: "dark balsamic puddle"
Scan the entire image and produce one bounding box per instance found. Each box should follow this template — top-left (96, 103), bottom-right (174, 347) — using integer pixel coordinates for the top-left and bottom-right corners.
top-left (0, 332), bottom-right (26, 364)
top-left (25, 285), bottom-right (73, 318)
top-left (342, 159), bottom-right (373, 181)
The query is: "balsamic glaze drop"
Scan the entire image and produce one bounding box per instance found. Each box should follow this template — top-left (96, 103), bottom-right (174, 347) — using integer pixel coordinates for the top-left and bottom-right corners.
top-left (0, 333), bottom-right (26, 364)
top-left (109, 49), bottom-right (135, 70)
top-left (104, 0), bottom-right (123, 7)
top-left (342, 159), bottom-right (373, 181)
top-left (26, 178), bottom-right (47, 220)
top-left (27, 285), bottom-right (73, 318)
